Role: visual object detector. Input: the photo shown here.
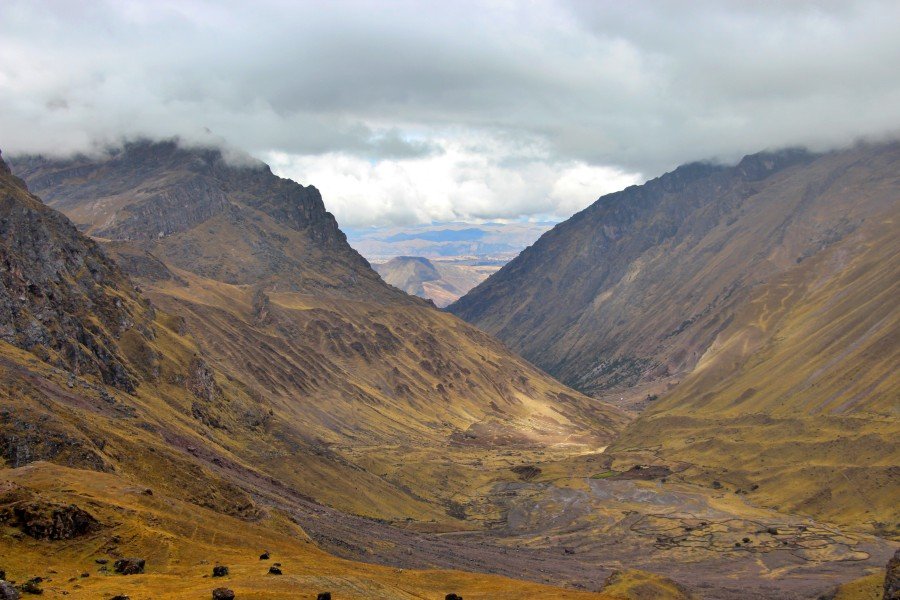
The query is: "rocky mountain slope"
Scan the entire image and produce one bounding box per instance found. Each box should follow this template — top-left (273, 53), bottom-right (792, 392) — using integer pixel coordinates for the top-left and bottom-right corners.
top-left (0, 152), bottom-right (151, 392)
top-left (5, 140), bottom-right (895, 598)
top-left (450, 143), bottom-right (900, 532)
top-left (11, 141), bottom-right (388, 298)
top-left (373, 255), bottom-right (497, 306)
top-left (9, 140), bottom-right (628, 520)
top-left (0, 147), bottom-right (659, 598)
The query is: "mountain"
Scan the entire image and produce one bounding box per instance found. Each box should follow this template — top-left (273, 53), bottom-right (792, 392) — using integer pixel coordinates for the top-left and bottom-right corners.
top-left (5, 140), bottom-right (895, 599)
top-left (450, 143), bottom-right (900, 532)
top-left (11, 141), bottom-right (386, 298)
top-left (373, 255), bottom-right (498, 306)
top-left (0, 145), bottom-right (653, 598)
top-left (9, 139), bottom-right (628, 520)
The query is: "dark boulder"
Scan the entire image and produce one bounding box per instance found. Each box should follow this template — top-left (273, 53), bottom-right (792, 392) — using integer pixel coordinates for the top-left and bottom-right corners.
top-left (317, 594), bottom-right (331, 600)
top-left (510, 465), bottom-right (541, 481)
top-left (109, 596), bottom-right (129, 600)
top-left (212, 588), bottom-right (234, 600)
top-left (259, 551), bottom-right (270, 560)
top-left (212, 566), bottom-right (228, 578)
top-left (0, 502), bottom-right (98, 540)
top-left (18, 579), bottom-right (41, 595)
top-left (113, 558), bottom-right (145, 575)
top-left (268, 566), bottom-right (281, 575)
top-left (885, 548), bottom-right (900, 600)
top-left (0, 580), bottom-right (19, 600)
top-left (446, 595), bottom-right (463, 600)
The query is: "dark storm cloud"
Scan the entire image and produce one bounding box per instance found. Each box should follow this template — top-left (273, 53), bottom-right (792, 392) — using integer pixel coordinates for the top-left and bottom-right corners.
top-left (1, 0), bottom-right (898, 224)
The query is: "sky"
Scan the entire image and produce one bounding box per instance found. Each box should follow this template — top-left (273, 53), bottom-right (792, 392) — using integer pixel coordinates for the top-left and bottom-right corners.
top-left (2, 0), bottom-right (899, 227)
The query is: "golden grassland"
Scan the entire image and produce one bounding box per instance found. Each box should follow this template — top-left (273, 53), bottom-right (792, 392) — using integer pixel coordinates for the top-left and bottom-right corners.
top-left (0, 462), bottom-right (625, 600)
top-left (611, 219), bottom-right (900, 536)
top-left (135, 266), bottom-right (629, 522)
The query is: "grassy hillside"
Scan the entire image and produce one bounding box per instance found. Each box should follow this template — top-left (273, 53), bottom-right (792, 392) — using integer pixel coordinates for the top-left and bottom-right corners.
top-left (0, 461), bottom-right (624, 600)
top-left (610, 211), bottom-right (899, 535)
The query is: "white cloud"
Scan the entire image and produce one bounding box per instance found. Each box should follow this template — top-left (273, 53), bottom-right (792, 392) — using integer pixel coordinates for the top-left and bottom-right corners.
top-left (1, 0), bottom-right (899, 225)
top-left (265, 136), bottom-right (641, 228)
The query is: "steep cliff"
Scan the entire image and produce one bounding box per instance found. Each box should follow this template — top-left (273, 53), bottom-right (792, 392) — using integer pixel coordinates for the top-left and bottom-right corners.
top-left (11, 141), bottom-right (388, 297)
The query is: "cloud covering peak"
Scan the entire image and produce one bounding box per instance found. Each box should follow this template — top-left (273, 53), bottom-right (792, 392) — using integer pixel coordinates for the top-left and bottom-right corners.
top-left (2, 0), bottom-right (898, 226)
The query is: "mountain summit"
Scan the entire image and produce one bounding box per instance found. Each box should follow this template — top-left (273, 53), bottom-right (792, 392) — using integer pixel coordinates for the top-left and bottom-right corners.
top-left (11, 140), bottom-right (387, 297)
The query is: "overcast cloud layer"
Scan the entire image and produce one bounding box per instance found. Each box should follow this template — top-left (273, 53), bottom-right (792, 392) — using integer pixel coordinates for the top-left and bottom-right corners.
top-left (2, 1), bottom-right (899, 226)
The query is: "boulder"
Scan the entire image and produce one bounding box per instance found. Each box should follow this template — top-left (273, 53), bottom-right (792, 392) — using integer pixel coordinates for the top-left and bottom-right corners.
top-left (113, 558), bottom-right (145, 575)
top-left (259, 551), bottom-right (270, 560)
top-left (446, 595), bottom-right (463, 600)
top-left (0, 580), bottom-right (19, 600)
top-left (885, 548), bottom-right (900, 600)
top-left (0, 502), bottom-right (98, 540)
top-left (317, 594), bottom-right (331, 600)
top-left (212, 588), bottom-right (235, 600)
top-left (268, 566), bottom-right (282, 575)
top-left (212, 566), bottom-right (229, 578)
top-left (17, 579), bottom-right (41, 595)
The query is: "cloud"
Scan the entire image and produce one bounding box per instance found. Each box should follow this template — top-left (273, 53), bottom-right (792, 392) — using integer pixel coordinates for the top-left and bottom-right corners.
top-left (265, 136), bottom-right (640, 228)
top-left (1, 0), bottom-right (899, 225)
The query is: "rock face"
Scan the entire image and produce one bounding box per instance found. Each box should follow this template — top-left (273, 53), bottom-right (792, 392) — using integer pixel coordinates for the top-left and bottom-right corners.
top-left (0, 150), bottom-right (151, 391)
top-left (0, 580), bottom-right (19, 600)
top-left (0, 501), bottom-right (98, 540)
top-left (886, 549), bottom-right (900, 600)
top-left (10, 140), bottom-right (386, 297)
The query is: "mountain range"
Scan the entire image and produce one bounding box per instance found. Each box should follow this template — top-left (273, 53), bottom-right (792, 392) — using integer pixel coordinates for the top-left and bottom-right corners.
top-left (1, 139), bottom-right (897, 599)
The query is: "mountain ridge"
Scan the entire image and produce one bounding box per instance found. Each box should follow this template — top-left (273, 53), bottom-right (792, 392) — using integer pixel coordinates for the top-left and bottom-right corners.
top-left (449, 141), bottom-right (900, 532)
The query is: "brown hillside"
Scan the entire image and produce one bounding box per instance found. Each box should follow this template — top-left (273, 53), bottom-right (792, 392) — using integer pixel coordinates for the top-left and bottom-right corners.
top-left (450, 143), bottom-right (900, 532)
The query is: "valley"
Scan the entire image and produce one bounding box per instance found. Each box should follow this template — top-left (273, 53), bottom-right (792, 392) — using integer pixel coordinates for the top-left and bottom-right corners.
top-left (0, 140), bottom-right (896, 600)
top-left (2, 4), bottom-right (898, 599)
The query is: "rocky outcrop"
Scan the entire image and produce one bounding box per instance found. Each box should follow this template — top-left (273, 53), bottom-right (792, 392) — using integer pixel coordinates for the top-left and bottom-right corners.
top-left (0, 494), bottom-right (99, 540)
top-left (0, 150), bottom-right (151, 391)
top-left (113, 558), bottom-right (145, 575)
top-left (886, 549), bottom-right (900, 600)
